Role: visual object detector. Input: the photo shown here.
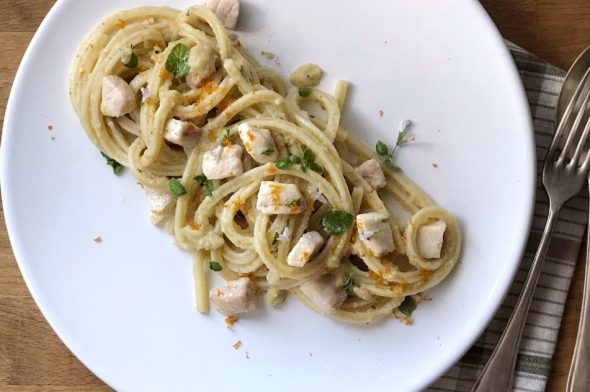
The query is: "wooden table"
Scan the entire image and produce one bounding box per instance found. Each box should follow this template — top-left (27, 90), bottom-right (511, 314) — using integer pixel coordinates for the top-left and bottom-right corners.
top-left (1, 1), bottom-right (589, 390)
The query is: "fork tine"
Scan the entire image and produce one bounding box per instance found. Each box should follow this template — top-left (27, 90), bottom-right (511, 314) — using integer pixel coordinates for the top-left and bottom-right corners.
top-left (558, 72), bottom-right (590, 163)
top-left (559, 69), bottom-right (590, 164)
top-left (573, 113), bottom-right (590, 167)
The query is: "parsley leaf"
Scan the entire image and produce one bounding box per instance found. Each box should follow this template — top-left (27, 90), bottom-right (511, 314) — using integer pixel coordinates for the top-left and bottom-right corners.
top-left (320, 210), bottom-right (353, 236)
top-left (240, 66), bottom-right (249, 79)
top-left (165, 43), bottom-right (190, 77)
top-left (398, 296), bottom-right (417, 317)
top-left (298, 87), bottom-right (313, 97)
top-left (289, 155), bottom-right (302, 164)
top-left (309, 161), bottom-right (323, 174)
top-left (100, 152), bottom-right (124, 175)
top-left (168, 178), bottom-right (187, 197)
top-left (209, 261), bottom-right (223, 272)
top-left (276, 157), bottom-right (294, 170)
top-left (121, 52), bottom-right (138, 68)
top-left (194, 175), bottom-right (214, 197)
top-left (344, 275), bottom-right (358, 295)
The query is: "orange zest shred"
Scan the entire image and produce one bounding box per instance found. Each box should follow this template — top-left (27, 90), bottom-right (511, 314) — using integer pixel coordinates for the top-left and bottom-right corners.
top-left (188, 219), bottom-right (201, 230)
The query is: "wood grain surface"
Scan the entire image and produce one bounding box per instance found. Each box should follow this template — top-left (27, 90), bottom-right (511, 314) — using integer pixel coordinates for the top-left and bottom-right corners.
top-left (1, 1), bottom-right (589, 391)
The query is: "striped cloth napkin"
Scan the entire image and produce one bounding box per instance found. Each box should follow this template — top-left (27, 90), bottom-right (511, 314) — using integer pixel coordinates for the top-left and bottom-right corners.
top-left (429, 43), bottom-right (588, 391)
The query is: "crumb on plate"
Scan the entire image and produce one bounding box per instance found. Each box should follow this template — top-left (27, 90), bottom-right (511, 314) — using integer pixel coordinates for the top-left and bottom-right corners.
top-left (233, 341), bottom-right (242, 350)
top-left (93, 236), bottom-right (102, 243)
top-left (225, 315), bottom-right (239, 328)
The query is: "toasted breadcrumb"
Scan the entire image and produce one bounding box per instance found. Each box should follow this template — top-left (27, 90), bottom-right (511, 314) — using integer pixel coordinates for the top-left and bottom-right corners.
top-left (93, 236), bottom-right (102, 243)
top-left (233, 341), bottom-right (242, 350)
top-left (378, 110), bottom-right (384, 117)
top-left (225, 315), bottom-right (239, 328)
top-left (48, 125), bottom-right (53, 130)
top-left (50, 137), bottom-right (56, 141)
top-left (432, 163), bottom-right (439, 168)
top-left (245, 352), bottom-right (250, 359)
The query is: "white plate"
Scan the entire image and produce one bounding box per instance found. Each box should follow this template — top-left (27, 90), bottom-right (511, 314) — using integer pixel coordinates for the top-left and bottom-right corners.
top-left (0, 0), bottom-right (535, 391)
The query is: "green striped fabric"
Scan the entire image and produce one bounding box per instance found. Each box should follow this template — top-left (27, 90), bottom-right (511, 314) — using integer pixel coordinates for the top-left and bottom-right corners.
top-left (429, 43), bottom-right (585, 392)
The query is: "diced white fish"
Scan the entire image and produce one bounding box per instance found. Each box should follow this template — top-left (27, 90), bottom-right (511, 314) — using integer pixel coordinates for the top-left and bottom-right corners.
top-left (209, 277), bottom-right (257, 316)
top-left (238, 124), bottom-right (278, 163)
top-left (355, 159), bottom-right (386, 189)
top-left (299, 273), bottom-right (347, 314)
top-left (144, 187), bottom-right (175, 215)
top-left (202, 145), bottom-right (243, 180)
top-left (186, 44), bottom-right (217, 89)
top-left (206, 0), bottom-right (240, 29)
top-left (101, 75), bottom-right (137, 117)
top-left (256, 181), bottom-right (305, 215)
top-left (417, 220), bottom-right (447, 259)
top-left (287, 231), bottom-right (325, 268)
top-left (164, 118), bottom-right (200, 148)
top-left (356, 212), bottom-right (395, 257)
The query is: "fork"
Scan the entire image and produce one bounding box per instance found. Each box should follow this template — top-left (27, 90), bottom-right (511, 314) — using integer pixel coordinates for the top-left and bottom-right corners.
top-left (471, 67), bottom-right (590, 392)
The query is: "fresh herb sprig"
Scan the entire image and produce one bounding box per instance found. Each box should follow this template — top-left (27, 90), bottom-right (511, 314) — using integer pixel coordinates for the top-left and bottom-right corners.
top-left (376, 119), bottom-right (412, 171)
top-left (165, 43), bottom-right (190, 77)
top-left (398, 296), bottom-right (417, 317)
top-left (275, 147), bottom-right (322, 173)
top-left (168, 178), bottom-right (187, 197)
top-left (101, 152), bottom-right (124, 175)
top-left (320, 210), bottom-right (353, 236)
top-left (344, 275), bottom-right (358, 295)
top-left (209, 261), bottom-right (223, 272)
top-left (194, 175), bottom-right (214, 197)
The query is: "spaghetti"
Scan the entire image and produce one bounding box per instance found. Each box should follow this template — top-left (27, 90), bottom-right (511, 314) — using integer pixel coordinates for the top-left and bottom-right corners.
top-left (69, 4), bottom-right (461, 325)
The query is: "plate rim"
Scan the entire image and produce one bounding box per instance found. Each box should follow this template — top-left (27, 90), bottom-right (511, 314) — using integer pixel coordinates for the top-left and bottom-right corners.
top-left (0, 0), bottom-right (537, 390)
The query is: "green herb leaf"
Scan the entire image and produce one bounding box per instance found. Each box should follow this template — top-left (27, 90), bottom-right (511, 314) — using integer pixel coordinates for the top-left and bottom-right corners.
top-left (320, 210), bottom-right (353, 236)
top-left (344, 275), bottom-right (358, 295)
top-left (289, 155), bottom-right (302, 164)
top-left (122, 52), bottom-right (138, 68)
top-left (398, 296), bottom-right (417, 317)
top-left (240, 66), bottom-right (249, 79)
top-left (310, 162), bottom-right (323, 173)
top-left (194, 175), bottom-right (214, 197)
top-left (271, 232), bottom-right (279, 246)
top-left (300, 163), bottom-right (308, 172)
top-left (376, 141), bottom-right (389, 156)
top-left (276, 157), bottom-right (294, 170)
top-left (209, 261), bottom-right (223, 272)
top-left (165, 43), bottom-right (190, 77)
top-left (261, 149), bottom-right (275, 156)
top-left (100, 152), bottom-right (124, 175)
top-left (397, 130), bottom-right (410, 146)
top-left (168, 178), bottom-right (187, 197)
top-left (298, 87), bottom-right (313, 97)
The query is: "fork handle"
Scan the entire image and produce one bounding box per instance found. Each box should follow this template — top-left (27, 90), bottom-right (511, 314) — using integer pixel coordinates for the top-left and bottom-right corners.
top-left (566, 203), bottom-right (590, 392)
top-left (471, 208), bottom-right (560, 392)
